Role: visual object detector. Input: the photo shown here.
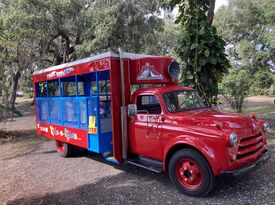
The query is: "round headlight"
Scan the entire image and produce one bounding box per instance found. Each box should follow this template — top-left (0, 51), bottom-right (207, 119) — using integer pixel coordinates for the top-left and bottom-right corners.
top-left (263, 121), bottom-right (270, 132)
top-left (229, 132), bottom-right (237, 147)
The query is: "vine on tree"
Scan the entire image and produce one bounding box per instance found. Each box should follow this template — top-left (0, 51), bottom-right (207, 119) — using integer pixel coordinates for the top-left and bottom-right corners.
top-left (166, 0), bottom-right (230, 105)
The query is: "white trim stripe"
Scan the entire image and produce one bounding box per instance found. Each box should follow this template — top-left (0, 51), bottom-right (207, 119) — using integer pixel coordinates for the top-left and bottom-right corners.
top-left (33, 51), bottom-right (157, 75)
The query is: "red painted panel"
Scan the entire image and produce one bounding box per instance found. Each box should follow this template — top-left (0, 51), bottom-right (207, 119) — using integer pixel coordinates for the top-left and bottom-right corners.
top-left (129, 114), bottom-right (163, 160)
top-left (36, 122), bottom-right (88, 149)
top-left (109, 59), bottom-right (123, 163)
top-left (129, 57), bottom-right (178, 85)
top-left (33, 58), bottom-right (112, 82)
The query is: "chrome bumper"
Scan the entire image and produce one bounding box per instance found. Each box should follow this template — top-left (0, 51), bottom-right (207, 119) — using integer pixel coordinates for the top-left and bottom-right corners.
top-left (221, 149), bottom-right (271, 176)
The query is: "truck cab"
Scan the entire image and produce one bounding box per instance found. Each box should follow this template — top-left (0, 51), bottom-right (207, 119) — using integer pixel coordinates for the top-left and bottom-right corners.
top-left (128, 85), bottom-right (271, 196)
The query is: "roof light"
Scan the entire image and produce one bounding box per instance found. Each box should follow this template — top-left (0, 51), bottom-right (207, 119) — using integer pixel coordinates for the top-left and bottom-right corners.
top-left (168, 61), bottom-right (180, 80)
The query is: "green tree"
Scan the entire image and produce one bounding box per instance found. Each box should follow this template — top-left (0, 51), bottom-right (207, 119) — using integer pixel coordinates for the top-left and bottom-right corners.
top-left (219, 69), bottom-right (251, 113)
top-left (155, 13), bottom-right (180, 56)
top-left (0, 0), bottom-right (43, 119)
top-left (250, 70), bottom-right (274, 95)
top-left (214, 0), bottom-right (275, 72)
top-left (0, 0), bottom-right (165, 119)
top-left (75, 0), bottom-right (163, 57)
top-left (164, 0), bottom-right (230, 105)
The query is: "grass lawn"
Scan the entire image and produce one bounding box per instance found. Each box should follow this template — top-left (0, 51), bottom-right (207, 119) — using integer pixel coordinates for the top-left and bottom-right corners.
top-left (223, 102), bottom-right (275, 140)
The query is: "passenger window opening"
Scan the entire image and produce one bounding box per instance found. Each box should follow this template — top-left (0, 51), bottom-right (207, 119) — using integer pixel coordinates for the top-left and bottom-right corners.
top-left (37, 82), bottom-right (47, 97)
top-left (48, 81), bottom-right (60, 97)
top-left (62, 81), bottom-right (76, 96)
top-left (137, 95), bottom-right (161, 114)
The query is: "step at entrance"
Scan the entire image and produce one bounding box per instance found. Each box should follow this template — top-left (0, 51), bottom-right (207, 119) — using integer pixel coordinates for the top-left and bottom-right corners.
top-left (105, 156), bottom-right (119, 164)
top-left (127, 157), bottom-right (164, 173)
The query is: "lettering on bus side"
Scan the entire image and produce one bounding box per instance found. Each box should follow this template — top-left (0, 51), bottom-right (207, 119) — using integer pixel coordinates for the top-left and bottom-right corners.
top-left (47, 67), bottom-right (75, 79)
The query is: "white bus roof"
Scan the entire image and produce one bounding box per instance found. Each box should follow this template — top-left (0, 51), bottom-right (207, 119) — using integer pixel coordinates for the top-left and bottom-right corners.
top-left (33, 51), bottom-right (156, 75)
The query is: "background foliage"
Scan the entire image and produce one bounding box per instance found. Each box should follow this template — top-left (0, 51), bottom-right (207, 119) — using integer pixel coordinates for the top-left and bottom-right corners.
top-left (164, 0), bottom-right (230, 106)
top-left (0, 0), bottom-right (274, 118)
top-left (219, 68), bottom-right (252, 113)
top-left (0, 0), bottom-right (177, 119)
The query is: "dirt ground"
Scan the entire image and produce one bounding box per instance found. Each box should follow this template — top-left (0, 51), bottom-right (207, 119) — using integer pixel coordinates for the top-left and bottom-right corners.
top-left (0, 97), bottom-right (275, 205)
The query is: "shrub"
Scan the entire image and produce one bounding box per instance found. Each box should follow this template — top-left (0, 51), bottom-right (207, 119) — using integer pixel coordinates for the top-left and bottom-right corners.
top-left (219, 69), bottom-right (252, 113)
top-left (250, 71), bottom-right (274, 95)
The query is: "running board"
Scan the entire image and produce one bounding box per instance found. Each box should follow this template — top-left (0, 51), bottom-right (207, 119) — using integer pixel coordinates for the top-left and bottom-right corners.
top-left (127, 157), bottom-right (164, 174)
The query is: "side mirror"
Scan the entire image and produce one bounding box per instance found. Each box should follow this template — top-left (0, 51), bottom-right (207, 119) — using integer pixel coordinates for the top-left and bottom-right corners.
top-left (128, 104), bottom-right (137, 118)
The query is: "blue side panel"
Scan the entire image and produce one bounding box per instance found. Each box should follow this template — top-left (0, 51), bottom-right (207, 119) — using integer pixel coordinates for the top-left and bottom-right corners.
top-left (87, 97), bottom-right (100, 153)
top-left (100, 132), bottom-right (113, 157)
top-left (36, 70), bottom-right (114, 159)
top-left (49, 99), bottom-right (61, 124)
top-left (62, 98), bottom-right (78, 127)
top-left (78, 99), bottom-right (88, 129)
top-left (36, 99), bottom-right (49, 122)
top-left (88, 134), bottom-right (100, 153)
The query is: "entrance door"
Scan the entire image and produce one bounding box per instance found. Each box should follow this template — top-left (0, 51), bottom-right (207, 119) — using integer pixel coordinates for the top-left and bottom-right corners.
top-left (129, 95), bottom-right (163, 160)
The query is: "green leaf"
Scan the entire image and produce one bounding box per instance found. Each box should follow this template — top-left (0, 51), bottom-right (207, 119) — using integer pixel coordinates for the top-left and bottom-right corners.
top-left (187, 74), bottom-right (194, 80)
top-left (199, 28), bottom-right (205, 35)
top-left (191, 43), bottom-right (198, 49)
top-left (204, 50), bottom-right (210, 57)
top-left (209, 56), bottom-right (217, 65)
top-left (199, 58), bottom-right (207, 66)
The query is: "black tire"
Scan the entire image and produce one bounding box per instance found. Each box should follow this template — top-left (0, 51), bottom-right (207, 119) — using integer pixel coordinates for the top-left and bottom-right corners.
top-left (168, 148), bottom-right (215, 197)
top-left (55, 140), bottom-right (73, 158)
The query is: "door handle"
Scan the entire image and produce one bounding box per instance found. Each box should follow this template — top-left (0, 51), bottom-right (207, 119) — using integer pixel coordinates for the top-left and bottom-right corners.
top-left (160, 117), bottom-right (165, 122)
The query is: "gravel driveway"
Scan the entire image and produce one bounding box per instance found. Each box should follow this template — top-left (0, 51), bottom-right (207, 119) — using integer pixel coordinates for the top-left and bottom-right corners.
top-left (0, 98), bottom-right (275, 205)
top-left (0, 137), bottom-right (274, 205)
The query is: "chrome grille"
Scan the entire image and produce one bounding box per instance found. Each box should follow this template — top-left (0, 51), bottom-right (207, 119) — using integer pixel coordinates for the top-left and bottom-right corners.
top-left (237, 133), bottom-right (264, 159)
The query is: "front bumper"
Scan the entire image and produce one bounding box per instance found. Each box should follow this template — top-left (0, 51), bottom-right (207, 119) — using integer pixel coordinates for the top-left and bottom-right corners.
top-left (221, 149), bottom-right (271, 176)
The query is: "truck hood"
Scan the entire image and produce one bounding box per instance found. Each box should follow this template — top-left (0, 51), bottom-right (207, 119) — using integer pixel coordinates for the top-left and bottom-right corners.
top-left (171, 108), bottom-right (256, 130)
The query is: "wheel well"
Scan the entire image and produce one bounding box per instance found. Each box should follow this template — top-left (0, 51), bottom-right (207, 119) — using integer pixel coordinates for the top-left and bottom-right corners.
top-left (165, 144), bottom-right (214, 173)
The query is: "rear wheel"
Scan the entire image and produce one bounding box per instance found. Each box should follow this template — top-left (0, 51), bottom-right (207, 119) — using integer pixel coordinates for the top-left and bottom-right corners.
top-left (55, 140), bottom-right (73, 157)
top-left (168, 149), bottom-right (215, 197)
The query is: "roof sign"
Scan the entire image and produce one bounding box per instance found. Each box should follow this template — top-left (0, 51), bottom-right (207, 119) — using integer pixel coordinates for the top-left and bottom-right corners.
top-left (137, 63), bottom-right (163, 81)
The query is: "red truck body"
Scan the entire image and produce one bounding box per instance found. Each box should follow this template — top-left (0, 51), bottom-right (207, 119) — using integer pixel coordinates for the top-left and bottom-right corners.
top-left (33, 51), bottom-right (271, 196)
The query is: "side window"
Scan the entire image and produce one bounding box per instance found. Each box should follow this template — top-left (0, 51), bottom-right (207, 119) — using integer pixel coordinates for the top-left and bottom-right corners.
top-left (137, 95), bottom-right (161, 114)
top-left (48, 81), bottom-right (59, 97)
top-left (38, 82), bottom-right (47, 97)
top-left (78, 82), bottom-right (84, 96)
top-left (62, 81), bottom-right (76, 96)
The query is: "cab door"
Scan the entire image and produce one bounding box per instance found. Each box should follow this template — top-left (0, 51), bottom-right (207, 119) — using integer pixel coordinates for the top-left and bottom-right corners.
top-left (129, 95), bottom-right (163, 160)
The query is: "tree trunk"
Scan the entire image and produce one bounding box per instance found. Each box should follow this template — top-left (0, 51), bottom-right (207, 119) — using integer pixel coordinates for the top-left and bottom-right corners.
top-left (206, 0), bottom-right (215, 27)
top-left (9, 70), bottom-right (21, 120)
top-left (2, 91), bottom-right (10, 121)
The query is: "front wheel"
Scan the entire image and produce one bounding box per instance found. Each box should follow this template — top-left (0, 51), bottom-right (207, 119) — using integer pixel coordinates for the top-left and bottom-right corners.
top-left (55, 140), bottom-right (73, 157)
top-left (168, 149), bottom-right (215, 197)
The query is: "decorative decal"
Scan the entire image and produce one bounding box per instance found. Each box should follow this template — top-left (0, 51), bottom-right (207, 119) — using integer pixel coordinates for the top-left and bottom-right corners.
top-left (89, 116), bottom-right (96, 128)
top-left (38, 123), bottom-right (48, 133)
top-left (88, 116), bottom-right (97, 134)
top-left (47, 67), bottom-right (74, 79)
top-left (88, 127), bottom-right (97, 134)
top-left (49, 125), bottom-right (79, 141)
top-left (36, 123), bottom-right (87, 148)
top-left (137, 63), bottom-right (163, 80)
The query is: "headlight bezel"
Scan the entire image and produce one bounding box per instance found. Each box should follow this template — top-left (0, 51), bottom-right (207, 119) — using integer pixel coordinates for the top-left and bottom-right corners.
top-left (229, 132), bottom-right (238, 147)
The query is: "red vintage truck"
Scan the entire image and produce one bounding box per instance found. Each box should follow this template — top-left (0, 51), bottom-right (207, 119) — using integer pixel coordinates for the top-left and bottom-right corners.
top-left (33, 50), bottom-right (271, 196)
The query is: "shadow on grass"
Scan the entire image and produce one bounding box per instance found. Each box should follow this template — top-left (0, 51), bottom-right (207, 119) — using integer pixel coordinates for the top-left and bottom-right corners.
top-left (0, 129), bottom-right (50, 160)
top-left (0, 129), bottom-right (34, 143)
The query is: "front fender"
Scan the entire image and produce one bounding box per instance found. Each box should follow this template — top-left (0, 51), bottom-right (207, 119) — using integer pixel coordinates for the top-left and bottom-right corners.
top-left (163, 135), bottom-right (222, 176)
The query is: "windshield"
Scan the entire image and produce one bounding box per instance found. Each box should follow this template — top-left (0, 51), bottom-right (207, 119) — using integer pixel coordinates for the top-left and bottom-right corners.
top-left (163, 90), bottom-right (206, 112)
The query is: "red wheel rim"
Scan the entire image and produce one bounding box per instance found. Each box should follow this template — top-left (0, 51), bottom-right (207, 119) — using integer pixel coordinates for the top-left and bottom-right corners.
top-left (175, 158), bottom-right (203, 190)
top-left (56, 141), bottom-right (65, 153)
